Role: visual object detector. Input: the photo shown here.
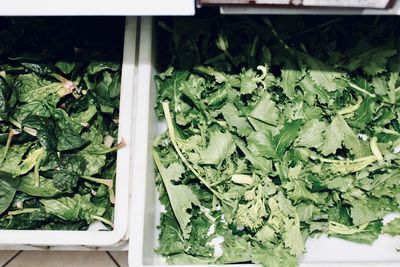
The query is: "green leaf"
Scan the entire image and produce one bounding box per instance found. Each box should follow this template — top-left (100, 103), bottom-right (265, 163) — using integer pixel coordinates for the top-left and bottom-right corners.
top-left (94, 71), bottom-right (120, 112)
top-left (0, 76), bottom-right (12, 120)
top-left (1, 209), bottom-right (52, 230)
top-left (200, 130), bottom-right (235, 165)
top-left (167, 254), bottom-right (215, 264)
top-left (249, 92), bottom-right (279, 126)
top-left (40, 194), bottom-right (105, 223)
top-left (282, 217), bottom-right (304, 256)
top-left (52, 109), bottom-right (85, 151)
top-left (346, 41), bottom-right (397, 76)
top-left (153, 151), bottom-right (200, 238)
top-left (320, 115), bottom-right (370, 157)
top-left (280, 61), bottom-right (302, 99)
top-left (235, 139), bottom-right (273, 173)
top-left (298, 74), bottom-right (330, 104)
top-left (0, 171), bottom-right (20, 214)
top-left (251, 243), bottom-right (297, 267)
top-left (239, 69), bottom-right (262, 95)
top-left (297, 119), bottom-right (327, 149)
top-left (156, 209), bottom-right (186, 256)
top-left (331, 220), bottom-right (383, 245)
top-left (70, 104), bottom-right (97, 132)
top-left (12, 101), bottom-right (51, 122)
top-left (320, 115), bottom-right (345, 156)
top-left (187, 210), bottom-right (213, 257)
top-left (16, 73), bottom-right (67, 103)
top-left (19, 173), bottom-right (60, 197)
top-left (0, 143), bottom-right (42, 176)
top-left (371, 76), bottom-right (388, 96)
top-left (349, 97), bottom-right (375, 130)
top-left (155, 71), bottom-right (189, 116)
top-left (382, 218), bottom-right (400, 236)
top-left (350, 198), bottom-right (397, 225)
top-left (274, 119), bottom-right (303, 158)
top-left (247, 131), bottom-right (276, 159)
top-left (217, 227), bottom-right (252, 264)
top-left (55, 61), bottom-right (75, 74)
top-left (52, 170), bottom-right (79, 191)
top-left (86, 61), bottom-right (120, 75)
top-left (300, 52), bottom-right (344, 92)
top-left (220, 103), bottom-right (252, 136)
top-left (76, 144), bottom-right (107, 176)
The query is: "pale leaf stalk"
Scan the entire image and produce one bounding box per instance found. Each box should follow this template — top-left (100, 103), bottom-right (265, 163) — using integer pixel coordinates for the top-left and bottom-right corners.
top-left (0, 129), bottom-right (16, 167)
top-left (91, 215), bottom-right (114, 228)
top-left (338, 96), bottom-right (363, 115)
top-left (161, 101), bottom-right (226, 203)
top-left (348, 82), bottom-right (376, 98)
top-left (81, 176), bottom-right (113, 188)
top-left (8, 208), bottom-right (40, 216)
top-left (370, 136), bottom-right (384, 163)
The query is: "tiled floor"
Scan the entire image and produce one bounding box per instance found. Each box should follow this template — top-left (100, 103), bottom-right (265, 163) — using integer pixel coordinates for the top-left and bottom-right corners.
top-left (0, 250), bottom-right (128, 267)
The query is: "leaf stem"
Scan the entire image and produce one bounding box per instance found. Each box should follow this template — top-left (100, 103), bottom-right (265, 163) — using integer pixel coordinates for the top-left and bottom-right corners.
top-left (81, 176), bottom-right (113, 188)
top-left (88, 138), bottom-right (126, 155)
top-left (338, 96), bottom-right (363, 115)
top-left (370, 136), bottom-right (384, 163)
top-left (8, 118), bottom-right (37, 136)
top-left (348, 82), bottom-right (376, 98)
top-left (313, 155), bottom-right (376, 164)
top-left (376, 127), bottom-right (400, 135)
top-left (90, 215), bottom-right (114, 228)
top-left (108, 186), bottom-right (115, 204)
top-left (161, 101), bottom-right (227, 204)
top-left (8, 208), bottom-right (40, 216)
top-left (0, 129), bottom-right (16, 167)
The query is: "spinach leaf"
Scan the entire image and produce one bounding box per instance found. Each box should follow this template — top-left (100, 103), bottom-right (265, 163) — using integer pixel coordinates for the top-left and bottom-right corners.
top-left (0, 171), bottom-right (21, 214)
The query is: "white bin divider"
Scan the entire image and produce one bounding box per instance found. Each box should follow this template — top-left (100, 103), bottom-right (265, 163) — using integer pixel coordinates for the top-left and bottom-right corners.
top-left (0, 17), bottom-right (137, 247)
top-left (129, 16), bottom-right (400, 267)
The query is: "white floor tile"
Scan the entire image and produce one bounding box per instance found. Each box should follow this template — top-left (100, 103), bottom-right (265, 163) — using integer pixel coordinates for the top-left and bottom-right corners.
top-left (0, 250), bottom-right (19, 266)
top-left (7, 251), bottom-right (117, 267)
top-left (109, 251), bottom-right (128, 267)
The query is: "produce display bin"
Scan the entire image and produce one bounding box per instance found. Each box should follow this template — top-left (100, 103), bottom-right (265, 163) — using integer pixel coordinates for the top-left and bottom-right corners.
top-left (129, 16), bottom-right (400, 267)
top-left (0, 0), bottom-right (195, 16)
top-left (0, 17), bottom-right (137, 247)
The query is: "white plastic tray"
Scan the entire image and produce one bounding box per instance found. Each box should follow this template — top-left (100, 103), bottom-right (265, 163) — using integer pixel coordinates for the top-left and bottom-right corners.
top-left (0, 17), bottom-right (137, 247)
top-left (0, 0), bottom-right (195, 16)
top-left (129, 17), bottom-right (400, 267)
top-left (220, 0), bottom-right (400, 15)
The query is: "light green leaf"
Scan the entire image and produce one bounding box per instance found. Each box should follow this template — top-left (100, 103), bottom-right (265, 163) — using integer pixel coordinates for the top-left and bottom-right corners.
top-left (382, 217), bottom-right (400, 236)
top-left (283, 217), bottom-right (304, 256)
top-left (220, 103), bottom-right (252, 136)
top-left (200, 130), bottom-right (235, 165)
top-left (297, 119), bottom-right (327, 149)
top-left (249, 93), bottom-right (279, 126)
top-left (247, 131), bottom-right (276, 159)
top-left (153, 151), bottom-right (200, 238)
top-left (19, 173), bottom-right (61, 197)
top-left (301, 53), bottom-right (344, 92)
top-left (17, 73), bottom-right (67, 103)
top-left (280, 61), bottom-right (302, 99)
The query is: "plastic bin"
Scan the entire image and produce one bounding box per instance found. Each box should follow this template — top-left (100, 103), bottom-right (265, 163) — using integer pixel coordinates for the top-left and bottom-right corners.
top-left (0, 17), bottom-right (137, 247)
top-left (129, 17), bottom-right (400, 266)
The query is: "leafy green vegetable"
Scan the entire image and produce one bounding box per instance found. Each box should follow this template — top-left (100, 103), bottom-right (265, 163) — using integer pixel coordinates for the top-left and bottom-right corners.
top-left (382, 218), bottom-right (400, 236)
top-left (0, 171), bottom-right (21, 214)
top-left (0, 17), bottom-right (124, 230)
top-left (153, 15), bottom-right (400, 267)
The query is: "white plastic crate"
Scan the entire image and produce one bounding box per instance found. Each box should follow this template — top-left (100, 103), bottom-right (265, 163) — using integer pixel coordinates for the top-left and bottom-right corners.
top-left (129, 17), bottom-right (400, 267)
top-left (0, 0), bottom-right (195, 16)
top-left (0, 17), bottom-right (137, 247)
